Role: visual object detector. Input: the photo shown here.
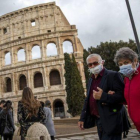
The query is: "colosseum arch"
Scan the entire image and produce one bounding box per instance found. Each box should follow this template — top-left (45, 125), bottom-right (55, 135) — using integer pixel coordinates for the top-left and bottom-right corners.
top-left (5, 51), bottom-right (11, 65)
top-left (46, 42), bottom-right (57, 57)
top-left (34, 72), bottom-right (43, 88)
top-left (32, 45), bottom-right (41, 59)
top-left (49, 69), bottom-right (61, 86)
top-left (63, 40), bottom-right (73, 54)
top-left (19, 74), bottom-right (27, 90)
top-left (17, 48), bottom-right (25, 62)
top-left (5, 77), bottom-right (12, 92)
top-left (53, 99), bottom-right (65, 118)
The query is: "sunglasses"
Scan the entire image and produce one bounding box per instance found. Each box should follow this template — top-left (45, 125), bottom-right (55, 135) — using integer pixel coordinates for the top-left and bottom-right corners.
top-left (87, 61), bottom-right (99, 67)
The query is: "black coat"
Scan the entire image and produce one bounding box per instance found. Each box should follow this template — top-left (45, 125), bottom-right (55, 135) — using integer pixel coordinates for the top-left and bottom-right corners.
top-left (80, 69), bottom-right (125, 135)
top-left (0, 109), bottom-right (15, 135)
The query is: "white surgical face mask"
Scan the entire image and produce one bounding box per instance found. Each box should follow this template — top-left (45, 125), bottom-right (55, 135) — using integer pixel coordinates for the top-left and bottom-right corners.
top-left (88, 64), bottom-right (103, 75)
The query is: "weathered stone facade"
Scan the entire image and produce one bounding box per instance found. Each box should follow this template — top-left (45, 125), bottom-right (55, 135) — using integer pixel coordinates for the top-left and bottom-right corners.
top-left (0, 2), bottom-right (85, 122)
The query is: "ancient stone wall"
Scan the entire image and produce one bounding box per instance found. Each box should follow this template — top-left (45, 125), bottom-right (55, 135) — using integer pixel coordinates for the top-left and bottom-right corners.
top-left (0, 2), bottom-right (86, 122)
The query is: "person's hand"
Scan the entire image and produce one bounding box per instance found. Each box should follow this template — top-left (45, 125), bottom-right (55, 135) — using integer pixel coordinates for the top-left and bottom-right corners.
top-left (93, 87), bottom-right (103, 100)
top-left (78, 121), bottom-right (84, 130)
top-left (108, 90), bottom-right (115, 95)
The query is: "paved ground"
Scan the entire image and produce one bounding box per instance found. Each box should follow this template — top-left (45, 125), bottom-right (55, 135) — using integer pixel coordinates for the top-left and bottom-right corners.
top-left (55, 129), bottom-right (140, 140)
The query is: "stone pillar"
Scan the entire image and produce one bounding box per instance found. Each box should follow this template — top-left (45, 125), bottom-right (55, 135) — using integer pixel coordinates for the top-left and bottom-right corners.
top-left (57, 37), bottom-right (63, 58)
top-left (27, 70), bottom-right (31, 88)
top-left (43, 66), bottom-right (48, 90)
top-left (61, 64), bottom-right (65, 88)
top-left (46, 68), bottom-right (50, 89)
top-left (11, 47), bottom-right (14, 66)
top-left (41, 40), bottom-right (46, 60)
top-left (12, 73), bottom-right (16, 95)
top-left (26, 44), bottom-right (31, 63)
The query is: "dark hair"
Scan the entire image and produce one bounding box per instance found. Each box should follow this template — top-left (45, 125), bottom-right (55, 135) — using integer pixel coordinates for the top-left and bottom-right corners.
top-left (45, 100), bottom-right (51, 107)
top-left (0, 100), bottom-right (6, 105)
top-left (4, 100), bottom-right (12, 113)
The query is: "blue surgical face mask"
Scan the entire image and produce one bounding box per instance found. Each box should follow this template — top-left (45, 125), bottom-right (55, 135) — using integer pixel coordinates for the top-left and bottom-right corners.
top-left (119, 63), bottom-right (138, 77)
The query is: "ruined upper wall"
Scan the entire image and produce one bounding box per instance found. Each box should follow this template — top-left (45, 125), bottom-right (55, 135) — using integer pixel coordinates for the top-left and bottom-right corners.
top-left (0, 2), bottom-right (76, 45)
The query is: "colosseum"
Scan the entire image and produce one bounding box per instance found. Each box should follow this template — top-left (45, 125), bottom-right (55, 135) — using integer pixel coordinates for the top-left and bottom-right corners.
top-left (0, 2), bottom-right (85, 122)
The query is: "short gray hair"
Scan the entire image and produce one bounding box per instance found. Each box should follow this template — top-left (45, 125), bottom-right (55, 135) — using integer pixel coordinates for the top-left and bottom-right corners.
top-left (114, 47), bottom-right (138, 65)
top-left (86, 54), bottom-right (102, 64)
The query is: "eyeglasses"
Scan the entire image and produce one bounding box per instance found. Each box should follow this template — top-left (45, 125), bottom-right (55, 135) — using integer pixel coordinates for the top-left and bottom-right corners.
top-left (87, 61), bottom-right (99, 67)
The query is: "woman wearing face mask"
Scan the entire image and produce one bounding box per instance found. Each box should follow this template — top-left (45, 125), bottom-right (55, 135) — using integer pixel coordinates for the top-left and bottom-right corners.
top-left (114, 47), bottom-right (140, 132)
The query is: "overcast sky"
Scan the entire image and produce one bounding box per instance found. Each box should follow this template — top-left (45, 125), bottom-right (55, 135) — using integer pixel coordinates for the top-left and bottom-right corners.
top-left (0, 0), bottom-right (140, 50)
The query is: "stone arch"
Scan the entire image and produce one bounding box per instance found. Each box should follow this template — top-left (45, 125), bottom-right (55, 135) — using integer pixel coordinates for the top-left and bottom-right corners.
top-left (32, 45), bottom-right (41, 59)
top-left (5, 51), bottom-right (11, 65)
top-left (19, 74), bottom-right (27, 90)
top-left (5, 77), bottom-right (12, 92)
top-left (46, 42), bottom-right (57, 57)
top-left (53, 99), bottom-right (65, 118)
top-left (34, 72), bottom-right (43, 88)
top-left (17, 48), bottom-right (25, 61)
top-left (63, 40), bottom-right (73, 54)
top-left (49, 69), bottom-right (61, 85)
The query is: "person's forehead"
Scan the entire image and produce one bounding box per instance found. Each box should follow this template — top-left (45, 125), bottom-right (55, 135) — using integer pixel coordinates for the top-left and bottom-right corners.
top-left (118, 59), bottom-right (131, 63)
top-left (88, 57), bottom-right (99, 61)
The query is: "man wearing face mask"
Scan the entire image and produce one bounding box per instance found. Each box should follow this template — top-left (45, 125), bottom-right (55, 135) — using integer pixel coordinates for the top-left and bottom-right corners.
top-left (114, 47), bottom-right (140, 133)
top-left (78, 54), bottom-right (125, 140)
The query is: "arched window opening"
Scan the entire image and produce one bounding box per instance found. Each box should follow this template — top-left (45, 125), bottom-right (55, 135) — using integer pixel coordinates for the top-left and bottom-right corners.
top-left (34, 73), bottom-right (43, 88)
top-left (5, 52), bottom-right (11, 65)
top-left (17, 49), bottom-right (25, 61)
top-left (63, 41), bottom-right (73, 54)
top-left (50, 70), bottom-right (61, 85)
top-left (46, 43), bottom-right (57, 56)
top-left (19, 75), bottom-right (27, 90)
top-left (32, 45), bottom-right (41, 59)
top-left (54, 100), bottom-right (65, 118)
top-left (6, 78), bottom-right (12, 92)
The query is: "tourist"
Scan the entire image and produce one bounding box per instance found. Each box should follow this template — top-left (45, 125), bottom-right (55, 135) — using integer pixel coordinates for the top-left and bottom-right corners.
top-left (0, 100), bottom-right (6, 112)
top-left (78, 54), bottom-right (125, 140)
top-left (0, 100), bottom-right (15, 140)
top-left (17, 87), bottom-right (46, 140)
top-left (44, 100), bottom-right (56, 140)
top-left (114, 47), bottom-right (140, 132)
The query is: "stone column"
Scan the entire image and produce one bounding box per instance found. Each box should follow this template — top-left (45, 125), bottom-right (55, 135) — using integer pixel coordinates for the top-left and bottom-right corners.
top-left (46, 68), bottom-right (50, 89)
top-left (11, 47), bottom-right (14, 66)
top-left (12, 73), bottom-right (16, 95)
top-left (25, 44), bottom-right (31, 63)
top-left (41, 40), bottom-right (46, 60)
top-left (27, 70), bottom-right (31, 88)
top-left (43, 66), bottom-right (48, 90)
top-left (57, 37), bottom-right (63, 58)
top-left (61, 64), bottom-right (65, 88)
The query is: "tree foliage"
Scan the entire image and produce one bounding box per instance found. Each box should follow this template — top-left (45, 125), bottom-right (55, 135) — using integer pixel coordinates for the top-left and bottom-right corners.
top-left (64, 53), bottom-right (85, 117)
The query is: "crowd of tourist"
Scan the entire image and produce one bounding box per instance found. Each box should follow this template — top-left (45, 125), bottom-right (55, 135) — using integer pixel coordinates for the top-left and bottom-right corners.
top-left (0, 47), bottom-right (140, 140)
top-left (0, 87), bottom-right (55, 140)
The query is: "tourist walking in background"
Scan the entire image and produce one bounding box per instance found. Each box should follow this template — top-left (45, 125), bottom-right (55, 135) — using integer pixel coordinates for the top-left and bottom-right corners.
top-left (78, 54), bottom-right (125, 140)
top-left (0, 100), bottom-right (6, 112)
top-left (44, 100), bottom-right (56, 140)
top-left (114, 47), bottom-right (140, 132)
top-left (17, 87), bottom-right (46, 140)
top-left (0, 100), bottom-right (15, 140)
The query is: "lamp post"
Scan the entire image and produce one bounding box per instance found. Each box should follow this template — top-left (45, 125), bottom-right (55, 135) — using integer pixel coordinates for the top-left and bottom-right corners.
top-left (125, 0), bottom-right (140, 55)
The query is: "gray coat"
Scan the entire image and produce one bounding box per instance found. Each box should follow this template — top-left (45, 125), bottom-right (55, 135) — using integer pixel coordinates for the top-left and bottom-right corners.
top-left (43, 107), bottom-right (55, 136)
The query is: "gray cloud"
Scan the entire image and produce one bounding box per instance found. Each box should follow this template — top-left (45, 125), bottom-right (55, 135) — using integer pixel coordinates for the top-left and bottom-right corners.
top-left (0, 0), bottom-right (140, 50)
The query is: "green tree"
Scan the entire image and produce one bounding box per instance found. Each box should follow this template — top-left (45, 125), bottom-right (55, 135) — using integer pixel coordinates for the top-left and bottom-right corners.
top-left (70, 54), bottom-right (85, 116)
top-left (64, 53), bottom-right (72, 114)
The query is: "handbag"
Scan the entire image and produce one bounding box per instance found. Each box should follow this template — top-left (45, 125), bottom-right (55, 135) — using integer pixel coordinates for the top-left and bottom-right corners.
top-left (3, 115), bottom-right (13, 135)
top-left (84, 113), bottom-right (95, 129)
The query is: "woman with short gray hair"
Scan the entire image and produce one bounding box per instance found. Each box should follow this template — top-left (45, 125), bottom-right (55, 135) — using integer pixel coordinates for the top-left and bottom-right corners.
top-left (114, 47), bottom-right (140, 132)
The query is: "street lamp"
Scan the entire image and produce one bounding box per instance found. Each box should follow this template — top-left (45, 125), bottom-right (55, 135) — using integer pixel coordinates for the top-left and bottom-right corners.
top-left (125, 0), bottom-right (140, 55)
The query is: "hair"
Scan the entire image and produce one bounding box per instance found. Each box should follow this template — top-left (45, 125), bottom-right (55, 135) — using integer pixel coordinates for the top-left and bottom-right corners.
top-left (86, 54), bottom-right (102, 64)
top-left (21, 87), bottom-right (41, 117)
top-left (3, 100), bottom-right (13, 113)
top-left (0, 100), bottom-right (6, 105)
top-left (44, 100), bottom-right (51, 107)
top-left (114, 47), bottom-right (138, 65)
